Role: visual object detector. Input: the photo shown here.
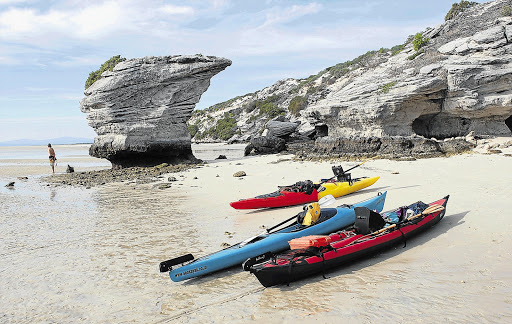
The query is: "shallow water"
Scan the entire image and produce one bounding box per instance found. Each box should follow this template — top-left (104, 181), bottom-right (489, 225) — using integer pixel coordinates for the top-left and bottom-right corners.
top-left (1, 147), bottom-right (511, 323)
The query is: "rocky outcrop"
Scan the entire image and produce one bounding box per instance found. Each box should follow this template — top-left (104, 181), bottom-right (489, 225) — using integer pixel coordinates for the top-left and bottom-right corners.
top-left (81, 55), bottom-right (231, 168)
top-left (246, 136), bottom-right (286, 155)
top-left (265, 119), bottom-right (299, 138)
top-left (189, 0), bottom-right (512, 158)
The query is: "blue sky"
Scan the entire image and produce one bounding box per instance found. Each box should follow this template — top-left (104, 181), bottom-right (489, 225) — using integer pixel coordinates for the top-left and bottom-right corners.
top-left (0, 0), bottom-right (482, 142)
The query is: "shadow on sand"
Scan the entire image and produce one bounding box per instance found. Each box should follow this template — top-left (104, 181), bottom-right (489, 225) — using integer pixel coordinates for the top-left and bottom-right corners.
top-left (180, 209), bottom-right (468, 287)
top-left (273, 210), bottom-right (469, 291)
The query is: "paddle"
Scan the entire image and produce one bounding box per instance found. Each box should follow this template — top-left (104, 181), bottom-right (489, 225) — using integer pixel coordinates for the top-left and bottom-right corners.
top-left (371, 204), bottom-right (445, 235)
top-left (345, 157), bottom-right (376, 172)
top-left (239, 194), bottom-right (336, 247)
top-left (319, 157), bottom-right (376, 185)
top-left (160, 195), bottom-right (337, 272)
top-left (337, 204), bottom-right (446, 251)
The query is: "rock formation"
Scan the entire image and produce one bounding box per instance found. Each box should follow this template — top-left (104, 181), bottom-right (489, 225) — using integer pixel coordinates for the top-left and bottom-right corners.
top-left (188, 0), bottom-right (512, 158)
top-left (81, 55), bottom-right (231, 168)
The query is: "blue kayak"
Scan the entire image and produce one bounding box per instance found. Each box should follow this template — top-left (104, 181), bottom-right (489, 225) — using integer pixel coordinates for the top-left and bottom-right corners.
top-left (161, 191), bottom-right (387, 282)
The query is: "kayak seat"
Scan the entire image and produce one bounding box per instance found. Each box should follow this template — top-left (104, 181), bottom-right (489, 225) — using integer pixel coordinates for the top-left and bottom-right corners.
top-left (354, 207), bottom-right (386, 235)
top-left (313, 208), bottom-right (338, 224)
top-left (295, 208), bottom-right (337, 228)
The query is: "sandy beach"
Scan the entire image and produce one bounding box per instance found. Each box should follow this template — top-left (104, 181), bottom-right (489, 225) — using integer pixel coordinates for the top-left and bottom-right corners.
top-left (1, 143), bottom-right (511, 323)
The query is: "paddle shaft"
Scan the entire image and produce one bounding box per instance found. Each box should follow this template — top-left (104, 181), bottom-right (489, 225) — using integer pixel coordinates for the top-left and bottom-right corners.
top-left (241, 195), bottom-right (336, 246)
top-left (339, 204), bottom-right (445, 250)
top-left (372, 204), bottom-right (445, 235)
top-left (344, 157), bottom-right (375, 173)
top-left (266, 194), bottom-right (335, 233)
top-left (320, 158), bottom-right (375, 185)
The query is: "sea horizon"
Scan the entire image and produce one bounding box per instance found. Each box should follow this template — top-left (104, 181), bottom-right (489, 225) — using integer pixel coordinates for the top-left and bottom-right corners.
top-left (0, 137), bottom-right (94, 147)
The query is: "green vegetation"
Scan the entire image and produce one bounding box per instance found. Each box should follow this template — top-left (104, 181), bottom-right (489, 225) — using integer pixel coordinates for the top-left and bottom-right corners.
top-left (85, 55), bottom-right (126, 89)
top-left (258, 100), bottom-right (284, 118)
top-left (445, 1), bottom-right (477, 21)
top-left (206, 97), bottom-right (240, 112)
top-left (501, 5), bottom-right (512, 16)
top-left (408, 49), bottom-right (425, 60)
top-left (413, 33), bottom-right (429, 51)
top-left (243, 101), bottom-right (258, 113)
top-left (204, 91), bottom-right (256, 113)
top-left (194, 130), bottom-right (205, 140)
top-left (191, 109), bottom-right (205, 117)
top-left (378, 81), bottom-right (397, 94)
top-left (215, 112), bottom-right (238, 140)
top-left (244, 95), bottom-right (284, 119)
top-left (287, 35), bottom-right (417, 96)
top-left (288, 96), bottom-right (308, 116)
top-left (187, 123), bottom-right (199, 137)
top-left (390, 44), bottom-right (405, 56)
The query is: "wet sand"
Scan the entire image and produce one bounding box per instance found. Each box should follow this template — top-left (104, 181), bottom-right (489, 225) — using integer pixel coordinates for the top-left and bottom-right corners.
top-left (1, 144), bottom-right (511, 323)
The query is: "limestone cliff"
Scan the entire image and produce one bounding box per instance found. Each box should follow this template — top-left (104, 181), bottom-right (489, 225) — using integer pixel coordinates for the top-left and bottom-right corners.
top-left (81, 55), bottom-right (231, 168)
top-left (189, 0), bottom-right (512, 158)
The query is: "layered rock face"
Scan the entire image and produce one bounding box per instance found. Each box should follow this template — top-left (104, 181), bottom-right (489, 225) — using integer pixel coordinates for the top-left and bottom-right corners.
top-left (81, 55), bottom-right (231, 168)
top-left (312, 0), bottom-right (512, 141)
top-left (189, 0), bottom-right (512, 158)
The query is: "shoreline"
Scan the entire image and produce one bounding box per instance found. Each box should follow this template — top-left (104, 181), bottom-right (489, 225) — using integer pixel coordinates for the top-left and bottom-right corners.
top-left (1, 137), bottom-right (510, 189)
top-left (2, 143), bottom-right (511, 322)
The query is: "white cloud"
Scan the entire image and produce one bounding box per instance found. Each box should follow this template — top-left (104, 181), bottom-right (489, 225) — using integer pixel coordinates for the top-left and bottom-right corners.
top-left (208, 0), bottom-right (229, 10)
top-left (0, 1), bottom-right (196, 45)
top-left (158, 4), bottom-right (194, 16)
top-left (260, 3), bottom-right (322, 28)
top-left (0, 55), bottom-right (18, 64)
top-left (0, 0), bottom-right (28, 5)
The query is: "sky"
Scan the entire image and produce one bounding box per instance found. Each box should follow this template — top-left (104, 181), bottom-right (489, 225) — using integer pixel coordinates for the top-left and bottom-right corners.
top-left (0, 0), bottom-right (484, 142)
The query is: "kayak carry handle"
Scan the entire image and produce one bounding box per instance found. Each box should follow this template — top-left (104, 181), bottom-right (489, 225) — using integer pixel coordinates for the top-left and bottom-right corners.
top-left (159, 253), bottom-right (194, 272)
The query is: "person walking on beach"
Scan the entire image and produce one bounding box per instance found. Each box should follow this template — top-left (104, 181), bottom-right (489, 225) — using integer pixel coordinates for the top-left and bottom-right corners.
top-left (48, 144), bottom-right (56, 174)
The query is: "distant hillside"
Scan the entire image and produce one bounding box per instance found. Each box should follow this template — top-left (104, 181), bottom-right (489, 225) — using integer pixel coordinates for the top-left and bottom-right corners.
top-left (0, 137), bottom-right (93, 147)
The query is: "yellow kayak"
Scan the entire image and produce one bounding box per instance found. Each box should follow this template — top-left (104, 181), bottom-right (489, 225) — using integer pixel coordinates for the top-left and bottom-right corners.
top-left (318, 176), bottom-right (380, 199)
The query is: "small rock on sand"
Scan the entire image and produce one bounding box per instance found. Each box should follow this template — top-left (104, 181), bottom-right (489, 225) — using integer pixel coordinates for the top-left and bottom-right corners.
top-left (233, 171), bottom-right (246, 177)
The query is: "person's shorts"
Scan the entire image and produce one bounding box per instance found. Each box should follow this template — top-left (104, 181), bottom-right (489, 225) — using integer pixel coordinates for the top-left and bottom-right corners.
top-left (49, 156), bottom-right (56, 166)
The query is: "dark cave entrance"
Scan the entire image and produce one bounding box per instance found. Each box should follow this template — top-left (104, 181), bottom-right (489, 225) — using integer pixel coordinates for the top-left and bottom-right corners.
top-left (505, 115), bottom-right (512, 133)
top-left (412, 113), bottom-right (471, 139)
top-left (315, 124), bottom-right (328, 138)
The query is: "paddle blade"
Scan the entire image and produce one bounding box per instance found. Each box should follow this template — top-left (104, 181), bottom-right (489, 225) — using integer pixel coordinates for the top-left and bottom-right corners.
top-left (159, 254), bottom-right (194, 272)
top-left (319, 194), bottom-right (335, 207)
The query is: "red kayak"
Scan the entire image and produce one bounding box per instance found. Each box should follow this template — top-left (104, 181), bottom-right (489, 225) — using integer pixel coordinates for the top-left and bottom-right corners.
top-left (244, 195), bottom-right (449, 287)
top-left (230, 176), bottom-right (380, 209)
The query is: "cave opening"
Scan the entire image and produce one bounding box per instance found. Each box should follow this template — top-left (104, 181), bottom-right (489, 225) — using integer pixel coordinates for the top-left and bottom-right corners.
top-left (505, 115), bottom-right (512, 133)
top-left (412, 113), bottom-right (471, 139)
top-left (411, 114), bottom-right (437, 138)
top-left (315, 124), bottom-right (328, 138)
